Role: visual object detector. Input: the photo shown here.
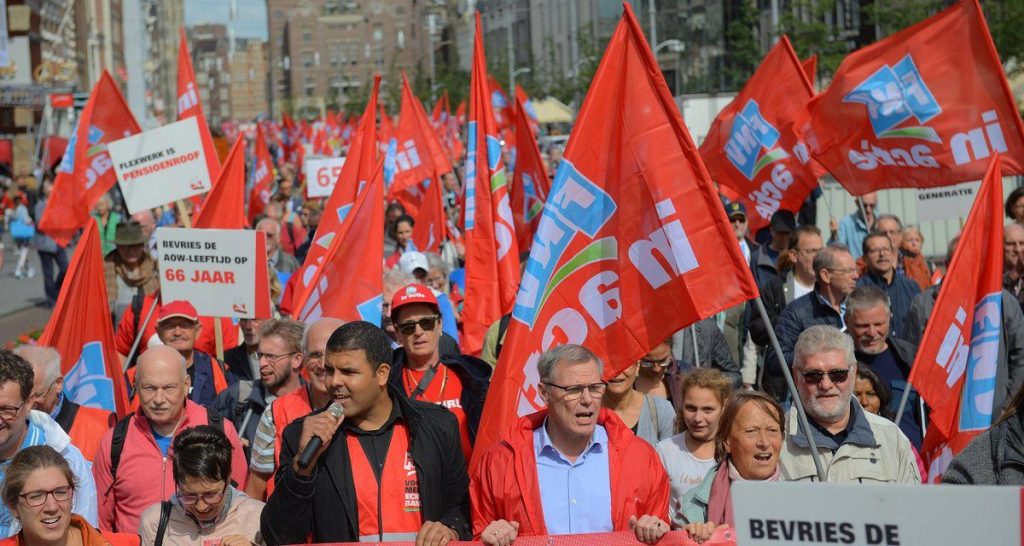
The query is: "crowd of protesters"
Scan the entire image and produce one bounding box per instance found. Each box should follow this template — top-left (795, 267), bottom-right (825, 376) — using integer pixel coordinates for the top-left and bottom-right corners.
top-left (3, 114), bottom-right (1024, 546)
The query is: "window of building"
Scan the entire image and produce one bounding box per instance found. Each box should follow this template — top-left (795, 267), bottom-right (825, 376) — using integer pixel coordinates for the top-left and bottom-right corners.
top-left (397, 30), bottom-right (404, 49)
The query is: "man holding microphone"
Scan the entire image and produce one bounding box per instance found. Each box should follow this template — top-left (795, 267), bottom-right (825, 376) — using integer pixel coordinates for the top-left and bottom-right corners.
top-left (260, 321), bottom-right (471, 545)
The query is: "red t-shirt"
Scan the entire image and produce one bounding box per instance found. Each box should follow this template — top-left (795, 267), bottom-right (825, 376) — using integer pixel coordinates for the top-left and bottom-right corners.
top-left (402, 364), bottom-right (472, 460)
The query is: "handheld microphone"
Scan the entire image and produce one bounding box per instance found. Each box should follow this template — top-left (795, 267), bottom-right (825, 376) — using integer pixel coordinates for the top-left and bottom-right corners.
top-left (296, 401), bottom-right (344, 469)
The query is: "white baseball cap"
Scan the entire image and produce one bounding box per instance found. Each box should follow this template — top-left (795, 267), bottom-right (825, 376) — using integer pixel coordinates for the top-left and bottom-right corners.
top-left (398, 251), bottom-right (429, 275)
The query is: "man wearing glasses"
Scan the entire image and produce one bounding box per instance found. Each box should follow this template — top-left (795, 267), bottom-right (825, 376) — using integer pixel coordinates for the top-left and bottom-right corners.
top-left (388, 284), bottom-right (490, 460)
top-left (471, 344), bottom-right (670, 546)
top-left (245, 317), bottom-right (343, 500)
top-left (0, 351), bottom-right (98, 537)
top-left (93, 346), bottom-right (248, 533)
top-left (212, 319), bottom-right (305, 460)
top-left (855, 231), bottom-right (921, 339)
top-left (780, 325), bottom-right (919, 483)
top-left (766, 244), bottom-right (859, 400)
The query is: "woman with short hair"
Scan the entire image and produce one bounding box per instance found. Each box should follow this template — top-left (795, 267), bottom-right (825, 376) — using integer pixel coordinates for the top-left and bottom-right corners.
top-left (137, 426), bottom-right (263, 546)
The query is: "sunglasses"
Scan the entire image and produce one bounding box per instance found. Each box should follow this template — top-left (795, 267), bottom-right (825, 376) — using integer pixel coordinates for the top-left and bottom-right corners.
top-left (397, 315), bottom-right (440, 335)
top-left (800, 368), bottom-right (851, 385)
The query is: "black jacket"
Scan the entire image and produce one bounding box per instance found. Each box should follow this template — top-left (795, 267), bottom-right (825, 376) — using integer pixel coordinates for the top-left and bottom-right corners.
top-left (260, 384), bottom-right (471, 545)
top-left (389, 349), bottom-right (490, 444)
top-left (764, 290), bottom-right (843, 400)
top-left (224, 344), bottom-right (255, 382)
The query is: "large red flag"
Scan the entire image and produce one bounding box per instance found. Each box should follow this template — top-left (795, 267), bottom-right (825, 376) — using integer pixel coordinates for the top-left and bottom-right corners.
top-left (807, 0), bottom-right (1024, 194)
top-left (178, 27), bottom-right (222, 181)
top-left (40, 72), bottom-right (141, 246)
top-left (700, 36), bottom-right (818, 233)
top-left (286, 76), bottom-right (381, 314)
top-left (248, 124), bottom-right (275, 222)
top-left (388, 74), bottom-right (448, 199)
top-left (510, 88), bottom-right (549, 253)
top-left (193, 137), bottom-right (247, 229)
top-left (38, 222), bottom-right (129, 416)
top-left (461, 13), bottom-right (521, 356)
top-left (801, 55), bottom-right (817, 87)
top-left (292, 160), bottom-right (384, 324)
top-left (471, 3), bottom-right (759, 467)
top-left (908, 154), bottom-right (1005, 481)
top-left (411, 173), bottom-right (448, 255)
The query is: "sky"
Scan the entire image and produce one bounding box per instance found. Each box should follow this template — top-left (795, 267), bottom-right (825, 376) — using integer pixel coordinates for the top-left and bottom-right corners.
top-left (184, 0), bottom-right (269, 40)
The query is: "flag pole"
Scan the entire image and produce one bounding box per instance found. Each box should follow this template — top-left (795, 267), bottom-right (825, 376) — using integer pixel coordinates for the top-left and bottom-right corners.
top-left (894, 378), bottom-right (914, 428)
top-left (176, 200), bottom-right (192, 228)
top-left (691, 326), bottom-right (700, 368)
top-left (752, 295), bottom-right (828, 481)
top-left (122, 300), bottom-right (158, 374)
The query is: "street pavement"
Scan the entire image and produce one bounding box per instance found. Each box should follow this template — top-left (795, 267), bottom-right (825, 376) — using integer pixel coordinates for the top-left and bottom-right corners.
top-left (0, 234), bottom-right (54, 345)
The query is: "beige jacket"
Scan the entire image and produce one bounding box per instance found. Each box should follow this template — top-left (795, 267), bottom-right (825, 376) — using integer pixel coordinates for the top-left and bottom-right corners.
top-left (779, 404), bottom-right (921, 484)
top-left (138, 489), bottom-right (265, 546)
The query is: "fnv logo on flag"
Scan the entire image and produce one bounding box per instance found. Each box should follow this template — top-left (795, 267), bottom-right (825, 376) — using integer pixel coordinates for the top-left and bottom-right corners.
top-left (807, 0), bottom-right (1024, 194)
top-left (64, 342), bottom-right (117, 411)
top-left (724, 101), bottom-right (786, 180)
top-left (909, 154), bottom-right (1005, 481)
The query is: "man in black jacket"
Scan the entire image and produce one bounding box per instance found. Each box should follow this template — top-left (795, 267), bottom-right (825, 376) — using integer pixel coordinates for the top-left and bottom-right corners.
top-left (261, 321), bottom-right (470, 545)
top-left (389, 283), bottom-right (490, 459)
top-left (223, 317), bottom-right (267, 382)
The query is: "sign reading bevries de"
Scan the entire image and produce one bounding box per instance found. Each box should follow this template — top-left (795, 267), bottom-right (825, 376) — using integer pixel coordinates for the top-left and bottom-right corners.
top-left (157, 227), bottom-right (272, 319)
top-left (109, 117), bottom-right (212, 213)
top-left (304, 156), bottom-right (346, 198)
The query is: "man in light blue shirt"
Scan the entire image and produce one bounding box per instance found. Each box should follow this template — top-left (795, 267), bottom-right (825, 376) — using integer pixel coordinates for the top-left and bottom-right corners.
top-left (834, 192), bottom-right (878, 260)
top-left (0, 351), bottom-right (98, 537)
top-left (471, 344), bottom-right (670, 546)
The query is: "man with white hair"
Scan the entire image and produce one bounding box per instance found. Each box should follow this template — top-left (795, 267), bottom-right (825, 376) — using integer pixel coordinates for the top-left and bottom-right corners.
top-left (257, 216), bottom-right (299, 275)
top-left (779, 325), bottom-right (919, 483)
top-left (13, 346), bottom-right (114, 462)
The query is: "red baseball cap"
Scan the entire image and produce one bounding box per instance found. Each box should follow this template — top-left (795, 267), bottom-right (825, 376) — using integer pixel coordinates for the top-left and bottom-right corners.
top-left (157, 300), bottom-right (199, 323)
top-left (390, 283), bottom-right (439, 318)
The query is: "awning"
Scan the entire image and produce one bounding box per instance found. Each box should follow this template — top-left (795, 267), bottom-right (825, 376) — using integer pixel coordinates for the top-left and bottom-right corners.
top-left (532, 97), bottom-right (574, 124)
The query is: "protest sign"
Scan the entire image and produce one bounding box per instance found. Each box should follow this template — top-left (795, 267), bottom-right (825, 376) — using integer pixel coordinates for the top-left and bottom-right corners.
top-left (157, 227), bottom-right (272, 319)
top-left (305, 156), bottom-right (346, 198)
top-left (915, 181), bottom-right (979, 222)
top-left (110, 117), bottom-right (212, 213)
top-left (732, 481), bottom-right (1021, 545)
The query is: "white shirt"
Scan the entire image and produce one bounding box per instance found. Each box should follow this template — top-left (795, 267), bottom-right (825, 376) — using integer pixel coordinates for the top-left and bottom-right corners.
top-left (656, 431), bottom-right (717, 522)
top-left (793, 277), bottom-right (814, 300)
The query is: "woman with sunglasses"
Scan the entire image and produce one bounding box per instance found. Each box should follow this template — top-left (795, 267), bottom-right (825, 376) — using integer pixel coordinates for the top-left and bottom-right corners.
top-left (674, 392), bottom-right (785, 543)
top-left (138, 426), bottom-right (263, 546)
top-left (0, 446), bottom-right (136, 546)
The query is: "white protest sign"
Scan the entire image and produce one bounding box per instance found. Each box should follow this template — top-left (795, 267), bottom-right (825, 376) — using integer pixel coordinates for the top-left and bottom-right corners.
top-left (732, 481), bottom-right (1020, 545)
top-left (916, 181), bottom-right (980, 222)
top-left (304, 156), bottom-right (346, 198)
top-left (157, 227), bottom-right (272, 319)
top-left (110, 117), bottom-right (211, 213)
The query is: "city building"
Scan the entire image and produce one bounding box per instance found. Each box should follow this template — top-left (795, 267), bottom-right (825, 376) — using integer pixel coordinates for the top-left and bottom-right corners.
top-left (230, 39), bottom-right (270, 121)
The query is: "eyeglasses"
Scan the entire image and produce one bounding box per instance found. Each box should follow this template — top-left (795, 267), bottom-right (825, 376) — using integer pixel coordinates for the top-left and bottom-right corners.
top-left (865, 247), bottom-right (892, 255)
top-left (0, 403), bottom-right (24, 421)
top-left (729, 216), bottom-right (747, 224)
top-left (542, 381), bottom-right (608, 401)
top-left (796, 247), bottom-right (823, 256)
top-left (827, 267), bottom-right (858, 276)
top-left (800, 368), bottom-right (852, 385)
top-left (638, 355), bottom-right (673, 368)
top-left (20, 486), bottom-right (73, 507)
top-left (397, 316), bottom-right (440, 336)
top-left (306, 351), bottom-right (325, 364)
top-left (256, 351), bottom-right (299, 365)
top-left (176, 485), bottom-right (227, 506)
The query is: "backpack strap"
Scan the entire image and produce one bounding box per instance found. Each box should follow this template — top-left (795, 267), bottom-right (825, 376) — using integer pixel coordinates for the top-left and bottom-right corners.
top-left (129, 290), bottom-right (144, 367)
top-left (154, 500), bottom-right (172, 546)
top-left (108, 415), bottom-right (133, 485)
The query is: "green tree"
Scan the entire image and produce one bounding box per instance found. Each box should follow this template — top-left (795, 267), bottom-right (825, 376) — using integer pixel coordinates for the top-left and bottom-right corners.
top-left (723, 0), bottom-right (761, 90)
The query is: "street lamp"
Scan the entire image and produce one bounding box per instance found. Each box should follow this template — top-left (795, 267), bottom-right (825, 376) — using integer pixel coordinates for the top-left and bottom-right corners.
top-left (655, 39), bottom-right (685, 54)
top-left (512, 67), bottom-right (531, 81)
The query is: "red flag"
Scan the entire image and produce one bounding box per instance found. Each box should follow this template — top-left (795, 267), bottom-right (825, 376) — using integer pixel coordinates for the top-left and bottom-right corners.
top-left (248, 124), bottom-right (275, 222)
top-left (178, 27), bottom-right (222, 181)
top-left (909, 154), bottom-right (1005, 481)
top-left (379, 104), bottom-right (395, 148)
top-left (801, 55), bottom-right (817, 86)
top-left (488, 75), bottom-right (513, 132)
top-left (38, 222), bottom-right (129, 416)
top-left (39, 71), bottom-right (141, 247)
top-left (411, 174), bottom-right (449, 255)
top-left (461, 13), bottom-right (522, 356)
top-left (510, 87), bottom-right (549, 252)
top-left (807, 0), bottom-right (1024, 194)
top-left (388, 74), bottom-right (447, 199)
top-left (286, 76), bottom-right (381, 314)
top-left (193, 137), bottom-right (247, 229)
top-left (292, 160), bottom-right (384, 324)
top-left (471, 3), bottom-right (759, 467)
top-left (699, 36), bottom-right (819, 232)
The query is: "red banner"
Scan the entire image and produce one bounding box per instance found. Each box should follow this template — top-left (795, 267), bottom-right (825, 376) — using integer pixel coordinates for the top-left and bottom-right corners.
top-left (909, 154), bottom-right (1005, 481)
top-left (460, 13), bottom-right (522, 356)
top-left (39, 71), bottom-right (141, 247)
top-left (806, 0), bottom-right (1024, 194)
top-left (39, 222), bottom-right (129, 416)
top-left (177, 27), bottom-right (221, 182)
top-left (193, 137), bottom-right (247, 229)
top-left (700, 35), bottom-right (818, 234)
top-left (294, 530), bottom-right (735, 546)
top-left (471, 3), bottom-right (759, 467)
